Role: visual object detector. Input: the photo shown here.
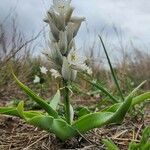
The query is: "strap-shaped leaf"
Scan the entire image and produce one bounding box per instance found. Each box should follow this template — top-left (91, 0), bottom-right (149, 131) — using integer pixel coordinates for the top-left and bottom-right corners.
top-left (28, 116), bottom-right (77, 141)
top-left (24, 111), bottom-right (43, 118)
top-left (12, 73), bottom-right (58, 118)
top-left (126, 80), bottom-right (147, 99)
top-left (87, 79), bottom-right (119, 103)
top-left (132, 92), bottom-right (150, 106)
top-left (73, 97), bottom-right (132, 133)
top-left (17, 101), bottom-right (26, 119)
top-left (0, 106), bottom-right (43, 119)
top-left (102, 103), bottom-right (121, 112)
top-left (108, 97), bottom-right (132, 123)
top-left (103, 91), bottom-right (150, 113)
top-left (99, 36), bottom-right (124, 102)
top-left (73, 112), bottom-right (114, 133)
top-left (0, 107), bottom-right (20, 117)
top-left (49, 90), bottom-right (60, 110)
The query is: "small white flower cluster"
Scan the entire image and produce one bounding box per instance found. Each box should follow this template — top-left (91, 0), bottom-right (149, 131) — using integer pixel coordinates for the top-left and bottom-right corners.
top-left (33, 66), bottom-right (48, 84)
top-left (44, 0), bottom-right (92, 81)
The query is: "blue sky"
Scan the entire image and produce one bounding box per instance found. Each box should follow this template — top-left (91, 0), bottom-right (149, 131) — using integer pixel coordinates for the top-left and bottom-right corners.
top-left (0, 0), bottom-right (150, 56)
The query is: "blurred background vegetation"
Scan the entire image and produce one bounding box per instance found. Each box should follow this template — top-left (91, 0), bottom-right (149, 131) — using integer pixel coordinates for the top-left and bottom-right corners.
top-left (0, 8), bottom-right (150, 107)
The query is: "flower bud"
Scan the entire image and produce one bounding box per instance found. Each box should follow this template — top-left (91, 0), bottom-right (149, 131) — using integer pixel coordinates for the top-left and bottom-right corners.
top-left (62, 57), bottom-right (77, 81)
top-left (70, 17), bottom-right (85, 37)
top-left (58, 31), bottom-right (68, 55)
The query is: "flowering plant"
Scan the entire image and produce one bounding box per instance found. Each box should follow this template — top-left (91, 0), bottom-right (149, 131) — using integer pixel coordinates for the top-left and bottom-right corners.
top-left (0, 0), bottom-right (150, 141)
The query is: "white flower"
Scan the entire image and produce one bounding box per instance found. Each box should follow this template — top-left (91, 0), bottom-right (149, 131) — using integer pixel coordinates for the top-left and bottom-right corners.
top-left (67, 49), bottom-right (92, 75)
top-left (79, 64), bottom-right (93, 75)
top-left (40, 66), bottom-right (48, 74)
top-left (67, 49), bottom-right (86, 66)
top-left (53, 0), bottom-right (71, 14)
top-left (62, 57), bottom-right (77, 81)
top-left (87, 67), bottom-right (92, 75)
top-left (50, 69), bottom-right (61, 78)
top-left (33, 75), bottom-right (40, 83)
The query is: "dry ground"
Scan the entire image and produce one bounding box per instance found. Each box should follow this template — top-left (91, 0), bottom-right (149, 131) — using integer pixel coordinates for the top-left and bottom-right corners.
top-left (0, 101), bottom-right (150, 150)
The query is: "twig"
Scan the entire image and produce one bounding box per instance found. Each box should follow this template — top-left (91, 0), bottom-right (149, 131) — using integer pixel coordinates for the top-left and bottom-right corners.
top-left (112, 137), bottom-right (139, 142)
top-left (135, 124), bottom-right (143, 140)
top-left (23, 133), bottom-right (49, 150)
top-left (4, 29), bottom-right (43, 63)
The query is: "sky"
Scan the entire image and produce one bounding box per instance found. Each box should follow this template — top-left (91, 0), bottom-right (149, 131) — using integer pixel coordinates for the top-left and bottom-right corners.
top-left (0, 0), bottom-right (150, 56)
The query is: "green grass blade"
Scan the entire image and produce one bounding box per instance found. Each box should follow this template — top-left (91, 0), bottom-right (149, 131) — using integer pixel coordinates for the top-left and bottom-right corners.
top-left (12, 72), bottom-right (58, 118)
top-left (79, 72), bottom-right (119, 103)
top-left (140, 126), bottom-right (150, 145)
top-left (87, 79), bottom-right (119, 103)
top-left (126, 80), bottom-right (147, 99)
top-left (102, 139), bottom-right (119, 150)
top-left (99, 35), bottom-right (124, 101)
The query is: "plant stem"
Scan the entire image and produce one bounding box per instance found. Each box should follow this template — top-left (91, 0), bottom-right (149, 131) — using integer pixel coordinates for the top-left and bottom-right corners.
top-left (63, 80), bottom-right (71, 124)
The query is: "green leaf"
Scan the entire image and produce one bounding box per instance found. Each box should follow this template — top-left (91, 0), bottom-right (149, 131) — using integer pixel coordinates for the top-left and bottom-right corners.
top-left (140, 126), bottom-right (150, 146)
top-left (28, 115), bottom-right (77, 141)
top-left (108, 97), bottom-right (132, 123)
top-left (17, 101), bottom-right (25, 119)
top-left (132, 92), bottom-right (150, 106)
top-left (126, 80), bottom-right (147, 99)
top-left (0, 106), bottom-right (43, 119)
top-left (24, 111), bottom-right (43, 118)
top-left (128, 126), bottom-right (150, 150)
top-left (73, 111), bottom-right (114, 133)
top-left (104, 91), bottom-right (150, 113)
top-left (73, 97), bottom-right (132, 133)
top-left (128, 142), bottom-right (139, 150)
top-left (12, 72), bottom-right (58, 118)
top-left (102, 103), bottom-right (121, 112)
top-left (99, 36), bottom-right (124, 101)
top-left (49, 90), bottom-right (61, 110)
top-left (102, 139), bottom-right (119, 150)
top-left (89, 79), bottom-right (119, 103)
top-left (76, 107), bottom-right (91, 118)
top-left (0, 107), bottom-right (20, 117)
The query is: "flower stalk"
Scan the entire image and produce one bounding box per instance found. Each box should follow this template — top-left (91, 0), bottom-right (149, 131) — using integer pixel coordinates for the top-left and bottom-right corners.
top-left (63, 80), bottom-right (71, 124)
top-left (44, 0), bottom-right (92, 123)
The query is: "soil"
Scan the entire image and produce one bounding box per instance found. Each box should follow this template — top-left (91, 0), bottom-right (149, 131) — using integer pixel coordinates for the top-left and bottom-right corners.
top-left (0, 96), bottom-right (150, 150)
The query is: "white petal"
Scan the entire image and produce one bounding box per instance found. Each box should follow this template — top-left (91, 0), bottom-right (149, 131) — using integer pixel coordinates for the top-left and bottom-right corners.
top-left (67, 49), bottom-right (86, 66)
top-left (40, 66), bottom-right (48, 74)
top-left (33, 75), bottom-right (40, 83)
top-left (53, 0), bottom-right (71, 14)
top-left (50, 69), bottom-right (61, 78)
